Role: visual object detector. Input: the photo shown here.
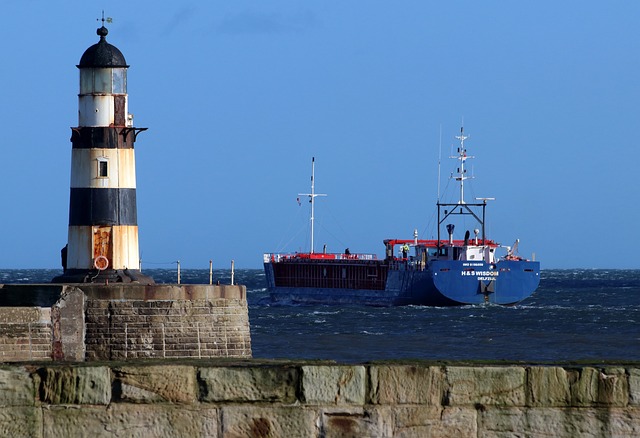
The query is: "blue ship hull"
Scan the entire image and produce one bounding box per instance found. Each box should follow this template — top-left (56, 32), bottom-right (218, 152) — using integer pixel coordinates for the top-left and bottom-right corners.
top-left (264, 259), bottom-right (540, 307)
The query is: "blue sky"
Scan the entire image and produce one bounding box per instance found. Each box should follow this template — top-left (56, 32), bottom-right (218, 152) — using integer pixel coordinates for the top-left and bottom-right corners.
top-left (0, 1), bottom-right (638, 269)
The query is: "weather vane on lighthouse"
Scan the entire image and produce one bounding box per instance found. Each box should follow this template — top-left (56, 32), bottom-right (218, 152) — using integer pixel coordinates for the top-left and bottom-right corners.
top-left (98, 11), bottom-right (113, 26)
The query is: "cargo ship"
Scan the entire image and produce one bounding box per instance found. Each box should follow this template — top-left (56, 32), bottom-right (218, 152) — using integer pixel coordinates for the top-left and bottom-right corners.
top-left (263, 128), bottom-right (540, 306)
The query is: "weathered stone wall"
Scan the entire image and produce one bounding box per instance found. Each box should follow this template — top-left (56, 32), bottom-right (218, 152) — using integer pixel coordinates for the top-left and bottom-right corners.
top-left (85, 298), bottom-right (251, 360)
top-left (0, 284), bottom-right (251, 362)
top-left (0, 307), bottom-right (52, 361)
top-left (0, 362), bottom-right (638, 437)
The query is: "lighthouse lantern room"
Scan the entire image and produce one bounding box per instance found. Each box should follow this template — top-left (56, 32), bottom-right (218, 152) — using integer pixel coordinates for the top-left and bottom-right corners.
top-left (53, 22), bottom-right (153, 284)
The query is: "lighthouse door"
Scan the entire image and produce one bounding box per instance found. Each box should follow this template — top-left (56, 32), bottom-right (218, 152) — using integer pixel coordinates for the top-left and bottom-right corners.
top-left (92, 226), bottom-right (112, 269)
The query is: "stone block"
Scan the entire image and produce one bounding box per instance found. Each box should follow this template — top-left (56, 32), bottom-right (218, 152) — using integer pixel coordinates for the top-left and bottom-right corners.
top-left (43, 404), bottom-right (218, 438)
top-left (52, 286), bottom-right (85, 361)
top-left (390, 406), bottom-right (477, 438)
top-left (199, 366), bottom-right (298, 403)
top-left (319, 406), bottom-right (393, 438)
top-left (0, 367), bottom-right (36, 406)
top-left (480, 407), bottom-right (583, 437)
top-left (568, 367), bottom-right (598, 406)
top-left (605, 407), bottom-right (640, 437)
top-left (369, 364), bottom-right (444, 406)
top-left (113, 365), bottom-right (197, 404)
top-left (526, 366), bottom-right (570, 407)
top-left (302, 365), bottom-right (366, 405)
top-left (479, 406), bottom-right (640, 438)
top-left (629, 368), bottom-right (640, 406)
top-left (221, 405), bottom-right (316, 438)
top-left (567, 367), bottom-right (628, 407)
top-left (0, 407), bottom-right (42, 438)
top-left (446, 366), bottom-right (526, 407)
top-left (598, 367), bottom-right (629, 407)
top-left (117, 383), bottom-right (166, 403)
top-left (0, 307), bottom-right (44, 324)
top-left (38, 366), bottom-right (111, 405)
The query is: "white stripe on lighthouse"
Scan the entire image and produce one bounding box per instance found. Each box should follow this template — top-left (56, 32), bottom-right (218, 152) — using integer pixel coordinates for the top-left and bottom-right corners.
top-left (70, 149), bottom-right (137, 189)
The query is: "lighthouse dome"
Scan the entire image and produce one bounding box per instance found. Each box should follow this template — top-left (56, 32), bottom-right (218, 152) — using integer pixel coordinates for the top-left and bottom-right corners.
top-left (78, 26), bottom-right (128, 68)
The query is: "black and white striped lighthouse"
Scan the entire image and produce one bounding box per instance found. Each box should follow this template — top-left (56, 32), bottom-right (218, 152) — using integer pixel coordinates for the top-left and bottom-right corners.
top-left (53, 22), bottom-right (153, 284)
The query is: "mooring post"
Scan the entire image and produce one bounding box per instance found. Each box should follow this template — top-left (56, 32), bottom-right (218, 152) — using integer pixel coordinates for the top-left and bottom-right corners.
top-left (231, 260), bottom-right (235, 285)
top-left (209, 259), bottom-right (213, 285)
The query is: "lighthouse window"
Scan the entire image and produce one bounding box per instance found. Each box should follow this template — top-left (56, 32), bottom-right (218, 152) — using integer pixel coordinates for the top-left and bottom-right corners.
top-left (98, 159), bottom-right (108, 178)
top-left (112, 69), bottom-right (126, 93)
top-left (80, 70), bottom-right (93, 94)
top-left (94, 69), bottom-right (111, 93)
top-left (79, 69), bottom-right (127, 94)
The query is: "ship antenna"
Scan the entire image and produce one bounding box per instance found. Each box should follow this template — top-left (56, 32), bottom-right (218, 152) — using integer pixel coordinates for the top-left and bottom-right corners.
top-left (299, 157), bottom-right (326, 253)
top-left (453, 126), bottom-right (474, 204)
top-left (437, 124), bottom-right (442, 202)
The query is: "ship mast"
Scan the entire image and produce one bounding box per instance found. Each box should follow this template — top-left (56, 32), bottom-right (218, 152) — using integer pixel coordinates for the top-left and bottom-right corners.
top-left (437, 127), bottom-right (493, 247)
top-left (452, 126), bottom-right (473, 204)
top-left (298, 157), bottom-right (326, 254)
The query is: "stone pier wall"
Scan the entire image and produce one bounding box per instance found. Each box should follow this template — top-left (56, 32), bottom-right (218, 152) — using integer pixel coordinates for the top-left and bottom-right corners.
top-left (85, 298), bottom-right (251, 360)
top-left (0, 284), bottom-right (251, 362)
top-left (0, 307), bottom-right (52, 361)
top-left (0, 362), bottom-right (638, 437)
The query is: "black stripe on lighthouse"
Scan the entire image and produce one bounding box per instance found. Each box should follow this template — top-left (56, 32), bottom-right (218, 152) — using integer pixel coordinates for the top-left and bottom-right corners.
top-left (68, 188), bottom-right (138, 226)
top-left (71, 127), bottom-right (136, 149)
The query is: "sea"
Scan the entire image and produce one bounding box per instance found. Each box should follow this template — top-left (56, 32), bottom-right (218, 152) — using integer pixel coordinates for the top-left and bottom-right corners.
top-left (1, 269), bottom-right (639, 363)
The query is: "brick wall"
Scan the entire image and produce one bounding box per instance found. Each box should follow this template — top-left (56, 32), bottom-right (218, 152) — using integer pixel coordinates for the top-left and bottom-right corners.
top-left (0, 307), bottom-right (52, 361)
top-left (85, 299), bottom-right (251, 360)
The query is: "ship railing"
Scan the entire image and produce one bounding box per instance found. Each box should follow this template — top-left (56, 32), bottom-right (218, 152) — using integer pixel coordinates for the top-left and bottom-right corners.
top-left (388, 257), bottom-right (429, 272)
top-left (336, 253), bottom-right (377, 261)
top-left (263, 253), bottom-right (378, 263)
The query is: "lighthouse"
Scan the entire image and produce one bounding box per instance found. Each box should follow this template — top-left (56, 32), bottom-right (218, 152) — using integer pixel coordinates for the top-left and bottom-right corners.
top-left (53, 22), bottom-right (153, 284)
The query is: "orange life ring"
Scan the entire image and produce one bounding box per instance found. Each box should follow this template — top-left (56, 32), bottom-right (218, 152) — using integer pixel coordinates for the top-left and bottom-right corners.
top-left (94, 255), bottom-right (109, 271)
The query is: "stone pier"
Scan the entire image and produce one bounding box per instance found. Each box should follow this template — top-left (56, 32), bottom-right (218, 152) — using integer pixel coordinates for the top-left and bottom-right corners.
top-left (0, 284), bottom-right (251, 361)
top-left (0, 361), bottom-right (637, 437)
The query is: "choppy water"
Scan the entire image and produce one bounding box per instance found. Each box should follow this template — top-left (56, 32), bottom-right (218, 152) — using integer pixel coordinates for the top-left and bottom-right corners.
top-left (1, 269), bottom-right (639, 363)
